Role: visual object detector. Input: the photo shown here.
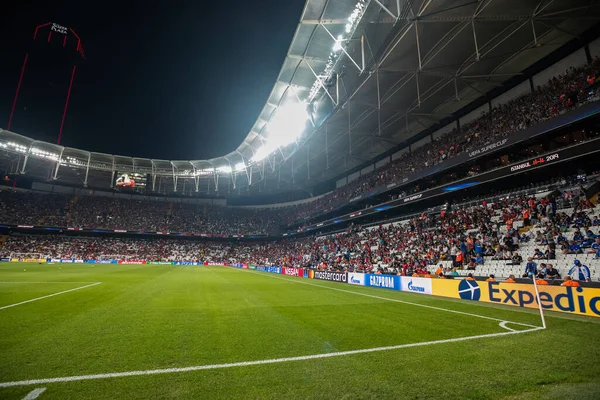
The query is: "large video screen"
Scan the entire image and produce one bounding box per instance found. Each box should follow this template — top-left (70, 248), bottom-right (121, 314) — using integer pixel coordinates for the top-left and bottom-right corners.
top-left (115, 172), bottom-right (147, 192)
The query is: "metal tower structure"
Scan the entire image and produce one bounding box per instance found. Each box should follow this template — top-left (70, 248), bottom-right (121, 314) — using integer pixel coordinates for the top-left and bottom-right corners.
top-left (8, 22), bottom-right (85, 145)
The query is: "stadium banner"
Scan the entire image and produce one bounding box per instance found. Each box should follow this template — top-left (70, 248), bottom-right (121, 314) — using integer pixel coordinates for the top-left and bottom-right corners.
top-left (281, 267), bottom-right (304, 277)
top-left (309, 270), bottom-right (348, 283)
top-left (431, 279), bottom-right (600, 318)
top-left (348, 272), bottom-right (365, 286)
top-left (149, 261), bottom-right (172, 265)
top-left (364, 274), bottom-right (400, 290)
top-left (400, 277), bottom-right (432, 295)
top-left (172, 261), bottom-right (201, 266)
top-left (118, 260), bottom-right (147, 265)
top-left (11, 258), bottom-right (47, 263)
top-left (86, 260), bottom-right (119, 264)
top-left (256, 266), bottom-right (282, 274)
top-left (0, 257), bottom-right (11, 262)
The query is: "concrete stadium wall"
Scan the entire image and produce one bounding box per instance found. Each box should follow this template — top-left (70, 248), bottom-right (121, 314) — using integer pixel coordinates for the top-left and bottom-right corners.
top-left (361, 164), bottom-right (374, 176)
top-left (432, 122), bottom-right (456, 141)
top-left (391, 146), bottom-right (409, 161)
top-left (590, 37), bottom-right (600, 58)
top-left (491, 80), bottom-right (531, 108)
top-left (532, 48), bottom-right (587, 87)
top-left (459, 103), bottom-right (488, 126)
top-left (411, 135), bottom-right (431, 151)
top-left (348, 171), bottom-right (360, 183)
top-left (375, 156), bottom-right (391, 169)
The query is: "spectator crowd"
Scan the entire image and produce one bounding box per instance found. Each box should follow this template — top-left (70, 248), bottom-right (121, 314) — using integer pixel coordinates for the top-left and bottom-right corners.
top-left (2, 189), bottom-right (598, 283)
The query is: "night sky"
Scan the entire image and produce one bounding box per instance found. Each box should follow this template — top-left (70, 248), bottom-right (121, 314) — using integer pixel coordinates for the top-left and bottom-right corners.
top-left (0, 0), bottom-right (306, 160)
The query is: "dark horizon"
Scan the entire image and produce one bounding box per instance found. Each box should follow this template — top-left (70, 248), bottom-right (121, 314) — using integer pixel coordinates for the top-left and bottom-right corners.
top-left (0, 0), bottom-right (306, 160)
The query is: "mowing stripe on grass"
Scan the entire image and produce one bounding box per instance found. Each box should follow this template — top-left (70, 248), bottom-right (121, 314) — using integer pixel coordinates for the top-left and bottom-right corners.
top-left (0, 326), bottom-right (543, 388)
top-left (246, 271), bottom-right (540, 329)
top-left (0, 282), bottom-right (102, 311)
top-left (22, 388), bottom-right (46, 399)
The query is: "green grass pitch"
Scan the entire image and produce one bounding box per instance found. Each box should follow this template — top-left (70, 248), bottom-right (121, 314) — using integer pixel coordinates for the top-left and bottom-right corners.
top-left (0, 263), bottom-right (599, 399)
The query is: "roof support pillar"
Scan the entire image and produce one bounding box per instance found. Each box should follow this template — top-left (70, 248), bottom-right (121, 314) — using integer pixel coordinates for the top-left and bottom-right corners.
top-left (171, 162), bottom-right (178, 192)
top-left (53, 148), bottom-right (64, 180)
top-left (472, 20), bottom-right (480, 61)
top-left (83, 153), bottom-right (91, 187)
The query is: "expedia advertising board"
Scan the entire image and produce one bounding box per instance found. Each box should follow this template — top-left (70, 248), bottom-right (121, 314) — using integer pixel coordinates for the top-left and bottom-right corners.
top-left (309, 270), bottom-right (348, 283)
top-left (432, 279), bottom-right (600, 318)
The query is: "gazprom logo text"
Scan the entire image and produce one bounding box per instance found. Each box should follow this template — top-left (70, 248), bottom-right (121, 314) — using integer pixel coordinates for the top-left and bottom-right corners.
top-left (407, 280), bottom-right (425, 292)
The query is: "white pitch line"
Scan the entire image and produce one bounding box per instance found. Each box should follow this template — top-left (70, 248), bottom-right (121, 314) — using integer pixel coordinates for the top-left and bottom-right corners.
top-left (22, 387), bottom-right (46, 400)
top-left (247, 271), bottom-right (540, 329)
top-left (0, 282), bottom-right (98, 284)
top-left (0, 326), bottom-right (543, 388)
top-left (0, 282), bottom-right (102, 311)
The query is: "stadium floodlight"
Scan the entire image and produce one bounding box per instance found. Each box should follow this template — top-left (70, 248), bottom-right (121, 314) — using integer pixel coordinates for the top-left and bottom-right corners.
top-left (216, 165), bottom-right (232, 174)
top-left (333, 35), bottom-right (343, 52)
top-left (250, 100), bottom-right (309, 163)
top-left (235, 162), bottom-right (246, 172)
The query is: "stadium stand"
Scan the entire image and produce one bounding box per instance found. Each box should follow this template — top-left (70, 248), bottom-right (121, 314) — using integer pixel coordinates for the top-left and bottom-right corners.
top-left (2, 180), bottom-right (598, 283)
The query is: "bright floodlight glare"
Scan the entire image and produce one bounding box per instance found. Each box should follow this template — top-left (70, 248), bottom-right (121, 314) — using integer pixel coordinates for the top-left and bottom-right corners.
top-left (251, 101), bottom-right (309, 163)
top-left (333, 35), bottom-right (343, 52)
top-left (235, 162), bottom-right (246, 171)
top-left (216, 165), bottom-right (232, 173)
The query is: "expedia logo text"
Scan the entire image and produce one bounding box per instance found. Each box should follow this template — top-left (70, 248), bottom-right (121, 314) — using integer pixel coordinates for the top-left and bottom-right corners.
top-left (488, 282), bottom-right (600, 315)
top-left (313, 271), bottom-right (347, 282)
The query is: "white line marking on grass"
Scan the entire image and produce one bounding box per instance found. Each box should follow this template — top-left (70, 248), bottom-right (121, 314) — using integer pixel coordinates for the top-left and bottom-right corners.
top-left (247, 271), bottom-right (540, 329)
top-left (22, 387), bottom-right (46, 399)
top-left (0, 326), bottom-right (543, 388)
top-left (499, 321), bottom-right (516, 332)
top-left (0, 282), bottom-right (98, 284)
top-left (0, 282), bottom-right (102, 311)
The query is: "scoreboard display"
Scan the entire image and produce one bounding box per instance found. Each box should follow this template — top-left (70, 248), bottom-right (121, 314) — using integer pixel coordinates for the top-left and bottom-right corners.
top-left (115, 172), bottom-right (147, 192)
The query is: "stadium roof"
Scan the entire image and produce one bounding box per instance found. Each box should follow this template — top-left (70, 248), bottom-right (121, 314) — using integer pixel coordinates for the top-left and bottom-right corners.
top-left (1, 0), bottom-right (599, 195)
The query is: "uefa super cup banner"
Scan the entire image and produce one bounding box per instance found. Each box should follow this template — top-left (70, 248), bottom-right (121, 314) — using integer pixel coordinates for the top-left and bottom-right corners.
top-left (281, 267), bottom-right (304, 277)
top-left (431, 279), bottom-right (600, 318)
top-left (309, 270), bottom-right (348, 283)
top-left (364, 274), bottom-right (400, 290)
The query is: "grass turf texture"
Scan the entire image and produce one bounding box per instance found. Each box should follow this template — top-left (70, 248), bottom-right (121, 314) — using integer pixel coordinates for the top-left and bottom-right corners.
top-left (0, 263), bottom-right (598, 399)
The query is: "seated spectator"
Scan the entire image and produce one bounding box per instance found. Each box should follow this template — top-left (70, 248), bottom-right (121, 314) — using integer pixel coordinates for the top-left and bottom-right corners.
top-left (545, 264), bottom-right (561, 280)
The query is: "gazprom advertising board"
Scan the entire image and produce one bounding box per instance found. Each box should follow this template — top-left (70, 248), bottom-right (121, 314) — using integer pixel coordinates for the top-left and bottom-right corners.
top-left (364, 274), bottom-right (400, 290)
